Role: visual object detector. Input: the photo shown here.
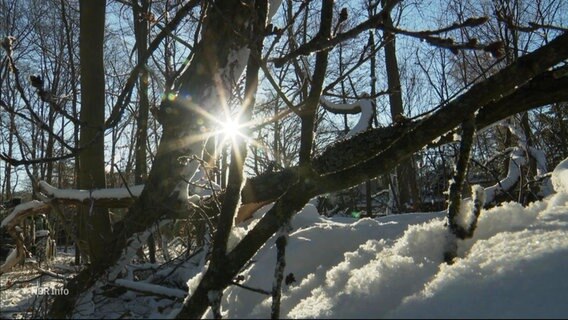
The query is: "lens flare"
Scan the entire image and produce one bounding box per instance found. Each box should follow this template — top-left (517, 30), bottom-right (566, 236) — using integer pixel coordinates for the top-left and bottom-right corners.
top-left (221, 118), bottom-right (241, 140)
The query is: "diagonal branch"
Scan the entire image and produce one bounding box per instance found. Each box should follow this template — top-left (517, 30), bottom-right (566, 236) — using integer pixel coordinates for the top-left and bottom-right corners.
top-left (242, 38), bottom-right (568, 206)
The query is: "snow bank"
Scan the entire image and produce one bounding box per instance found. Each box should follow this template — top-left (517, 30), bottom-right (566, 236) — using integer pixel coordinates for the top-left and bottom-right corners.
top-left (390, 202), bottom-right (568, 318)
top-left (4, 160), bottom-right (568, 319)
top-left (219, 211), bottom-right (445, 318)
top-left (216, 193), bottom-right (568, 318)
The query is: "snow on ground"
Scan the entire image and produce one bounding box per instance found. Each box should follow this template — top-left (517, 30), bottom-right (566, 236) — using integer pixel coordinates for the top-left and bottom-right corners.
top-left (214, 197), bottom-right (567, 319)
top-left (2, 163), bottom-right (568, 319)
top-left (0, 249), bottom-right (78, 318)
top-left (217, 180), bottom-right (568, 318)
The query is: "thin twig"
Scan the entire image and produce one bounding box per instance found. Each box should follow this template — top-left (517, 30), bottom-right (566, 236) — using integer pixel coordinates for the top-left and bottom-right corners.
top-left (113, 164), bottom-right (135, 198)
top-left (230, 281), bottom-right (271, 296)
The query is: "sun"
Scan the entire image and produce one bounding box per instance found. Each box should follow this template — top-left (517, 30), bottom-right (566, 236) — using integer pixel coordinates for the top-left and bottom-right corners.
top-left (220, 118), bottom-right (242, 140)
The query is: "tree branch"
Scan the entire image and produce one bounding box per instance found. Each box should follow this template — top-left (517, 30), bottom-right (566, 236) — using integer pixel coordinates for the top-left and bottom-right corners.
top-left (176, 34), bottom-right (568, 317)
top-left (242, 42), bottom-right (568, 206)
top-left (272, 0), bottom-right (401, 67)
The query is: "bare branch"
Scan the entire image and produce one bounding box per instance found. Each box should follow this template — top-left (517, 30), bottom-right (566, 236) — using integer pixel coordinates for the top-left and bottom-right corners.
top-left (272, 0), bottom-right (401, 67)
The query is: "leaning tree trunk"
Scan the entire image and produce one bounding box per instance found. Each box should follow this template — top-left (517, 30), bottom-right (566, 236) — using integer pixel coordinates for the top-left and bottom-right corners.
top-left (111, 0), bottom-right (263, 260)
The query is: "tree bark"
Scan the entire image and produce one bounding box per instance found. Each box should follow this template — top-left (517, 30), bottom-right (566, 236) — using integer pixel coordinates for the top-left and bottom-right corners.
top-left (446, 116), bottom-right (476, 231)
top-left (112, 1), bottom-right (259, 262)
top-left (132, 0), bottom-right (155, 263)
top-left (367, 30), bottom-right (377, 217)
top-left (383, 5), bottom-right (420, 212)
top-left (298, 0), bottom-right (334, 165)
top-left (77, 0), bottom-right (112, 270)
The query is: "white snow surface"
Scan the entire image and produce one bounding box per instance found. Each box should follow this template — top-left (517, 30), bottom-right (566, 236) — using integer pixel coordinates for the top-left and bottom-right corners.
top-left (552, 157), bottom-right (568, 193)
top-left (215, 202), bottom-right (568, 318)
top-left (3, 160), bottom-right (568, 319)
top-left (210, 158), bottom-right (568, 318)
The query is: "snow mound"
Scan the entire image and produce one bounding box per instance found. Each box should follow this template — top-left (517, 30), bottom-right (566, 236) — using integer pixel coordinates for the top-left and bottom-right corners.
top-left (217, 197), bottom-right (568, 318)
top-left (552, 157), bottom-right (568, 194)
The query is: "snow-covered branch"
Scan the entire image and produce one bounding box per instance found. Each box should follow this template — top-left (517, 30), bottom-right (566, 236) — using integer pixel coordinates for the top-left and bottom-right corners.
top-left (320, 95), bottom-right (375, 138)
top-left (1, 200), bottom-right (50, 229)
top-left (39, 181), bottom-right (143, 208)
top-left (483, 148), bottom-right (526, 206)
top-left (113, 279), bottom-right (186, 299)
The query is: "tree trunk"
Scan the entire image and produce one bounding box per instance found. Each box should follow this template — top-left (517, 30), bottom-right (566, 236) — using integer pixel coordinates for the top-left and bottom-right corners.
top-left (383, 6), bottom-right (420, 212)
top-left (298, 1), bottom-right (333, 165)
top-left (3, 113), bottom-right (15, 200)
top-left (78, 0), bottom-right (112, 270)
top-left (367, 30), bottom-right (378, 217)
top-left (108, 0), bottom-right (264, 271)
top-left (132, 0), bottom-right (155, 263)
